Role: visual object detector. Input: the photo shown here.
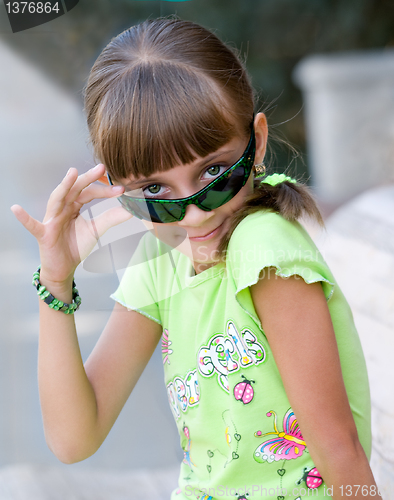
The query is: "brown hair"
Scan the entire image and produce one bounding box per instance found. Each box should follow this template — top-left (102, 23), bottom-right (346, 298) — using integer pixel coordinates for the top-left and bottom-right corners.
top-left (83, 17), bottom-right (323, 256)
top-left (83, 17), bottom-right (254, 180)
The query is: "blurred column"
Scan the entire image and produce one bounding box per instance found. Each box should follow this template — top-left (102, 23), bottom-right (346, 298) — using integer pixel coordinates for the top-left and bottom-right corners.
top-left (294, 50), bottom-right (394, 207)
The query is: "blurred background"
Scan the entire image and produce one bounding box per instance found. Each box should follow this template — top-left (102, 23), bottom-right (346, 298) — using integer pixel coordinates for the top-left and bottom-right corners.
top-left (1, 0), bottom-right (394, 497)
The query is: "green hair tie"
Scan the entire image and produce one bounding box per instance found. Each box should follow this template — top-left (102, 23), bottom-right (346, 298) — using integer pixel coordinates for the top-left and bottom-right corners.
top-left (260, 173), bottom-right (297, 187)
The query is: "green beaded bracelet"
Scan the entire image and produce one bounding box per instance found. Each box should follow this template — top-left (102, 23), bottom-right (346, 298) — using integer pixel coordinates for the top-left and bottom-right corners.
top-left (32, 266), bottom-right (81, 314)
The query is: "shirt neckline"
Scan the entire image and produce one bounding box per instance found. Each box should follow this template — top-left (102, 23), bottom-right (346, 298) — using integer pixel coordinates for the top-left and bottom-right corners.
top-left (184, 260), bottom-right (226, 287)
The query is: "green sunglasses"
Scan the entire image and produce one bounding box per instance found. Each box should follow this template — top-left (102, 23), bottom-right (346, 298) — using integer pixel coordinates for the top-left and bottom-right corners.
top-left (107, 128), bottom-right (256, 224)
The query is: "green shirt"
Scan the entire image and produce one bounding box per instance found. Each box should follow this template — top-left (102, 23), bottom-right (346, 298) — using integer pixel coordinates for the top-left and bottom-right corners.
top-left (111, 211), bottom-right (371, 499)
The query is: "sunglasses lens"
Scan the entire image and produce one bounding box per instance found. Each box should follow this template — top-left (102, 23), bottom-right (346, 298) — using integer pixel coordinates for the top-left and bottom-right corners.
top-left (114, 127), bottom-right (254, 223)
top-left (119, 196), bottom-right (183, 224)
top-left (149, 202), bottom-right (184, 223)
top-left (197, 166), bottom-right (246, 210)
top-left (120, 164), bottom-right (248, 222)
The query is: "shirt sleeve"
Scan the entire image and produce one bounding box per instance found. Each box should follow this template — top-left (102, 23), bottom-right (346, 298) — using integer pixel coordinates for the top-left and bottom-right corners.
top-left (226, 211), bottom-right (335, 329)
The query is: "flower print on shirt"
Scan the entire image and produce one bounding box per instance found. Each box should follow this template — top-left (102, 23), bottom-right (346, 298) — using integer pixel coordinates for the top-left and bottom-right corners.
top-left (162, 328), bottom-right (173, 365)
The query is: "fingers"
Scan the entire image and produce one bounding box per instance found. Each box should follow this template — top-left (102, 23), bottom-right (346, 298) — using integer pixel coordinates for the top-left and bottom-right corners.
top-left (45, 164), bottom-right (120, 220)
top-left (66, 164), bottom-right (108, 205)
top-left (10, 204), bottom-right (45, 239)
top-left (59, 164), bottom-right (124, 206)
top-left (41, 163), bottom-right (126, 227)
top-left (77, 183), bottom-right (124, 205)
top-left (45, 167), bottom-right (80, 220)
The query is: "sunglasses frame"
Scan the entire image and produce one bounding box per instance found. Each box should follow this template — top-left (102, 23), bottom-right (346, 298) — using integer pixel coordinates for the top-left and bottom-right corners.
top-left (107, 127), bottom-right (256, 223)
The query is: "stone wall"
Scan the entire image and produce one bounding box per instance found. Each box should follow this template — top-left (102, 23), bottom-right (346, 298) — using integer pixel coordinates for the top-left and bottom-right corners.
top-left (312, 186), bottom-right (394, 495)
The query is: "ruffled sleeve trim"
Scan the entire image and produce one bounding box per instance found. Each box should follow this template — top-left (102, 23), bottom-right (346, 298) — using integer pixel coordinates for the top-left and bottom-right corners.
top-left (110, 293), bottom-right (163, 325)
top-left (235, 263), bottom-right (335, 330)
top-left (226, 211), bottom-right (336, 331)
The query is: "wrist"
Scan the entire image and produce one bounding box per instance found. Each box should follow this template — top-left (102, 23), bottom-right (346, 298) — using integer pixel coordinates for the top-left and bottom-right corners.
top-left (39, 269), bottom-right (74, 301)
top-left (33, 267), bottom-right (81, 313)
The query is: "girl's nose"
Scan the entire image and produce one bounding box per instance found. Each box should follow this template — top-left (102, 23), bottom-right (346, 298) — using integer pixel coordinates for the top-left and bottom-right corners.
top-left (178, 203), bottom-right (215, 227)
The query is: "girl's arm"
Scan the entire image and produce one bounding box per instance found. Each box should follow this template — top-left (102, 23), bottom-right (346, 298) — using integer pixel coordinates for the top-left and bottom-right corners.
top-left (38, 297), bottom-right (161, 464)
top-left (12, 165), bottom-right (162, 464)
top-left (250, 270), bottom-right (381, 500)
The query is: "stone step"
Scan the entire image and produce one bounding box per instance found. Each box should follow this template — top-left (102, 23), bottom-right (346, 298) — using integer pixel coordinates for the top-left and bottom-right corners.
top-left (0, 464), bottom-right (179, 500)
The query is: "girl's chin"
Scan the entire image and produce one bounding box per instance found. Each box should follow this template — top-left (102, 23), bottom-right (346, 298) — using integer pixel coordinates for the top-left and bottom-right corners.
top-left (168, 237), bottom-right (220, 270)
top-left (143, 223), bottom-right (223, 271)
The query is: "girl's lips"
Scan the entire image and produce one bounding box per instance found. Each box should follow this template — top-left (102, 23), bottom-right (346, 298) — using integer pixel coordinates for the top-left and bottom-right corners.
top-left (188, 223), bottom-right (224, 242)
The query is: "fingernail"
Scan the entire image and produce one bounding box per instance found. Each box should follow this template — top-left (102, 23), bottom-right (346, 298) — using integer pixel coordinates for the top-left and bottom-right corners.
top-left (66, 168), bottom-right (72, 176)
top-left (112, 186), bottom-right (124, 192)
top-left (93, 164), bottom-right (102, 172)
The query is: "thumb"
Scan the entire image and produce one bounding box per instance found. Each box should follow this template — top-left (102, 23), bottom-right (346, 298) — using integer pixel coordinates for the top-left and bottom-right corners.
top-left (10, 205), bottom-right (44, 239)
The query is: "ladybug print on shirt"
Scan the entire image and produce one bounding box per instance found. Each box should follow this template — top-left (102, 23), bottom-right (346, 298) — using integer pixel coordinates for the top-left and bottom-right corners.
top-left (166, 320), bottom-right (265, 421)
top-left (297, 467), bottom-right (323, 489)
top-left (233, 375), bottom-right (255, 404)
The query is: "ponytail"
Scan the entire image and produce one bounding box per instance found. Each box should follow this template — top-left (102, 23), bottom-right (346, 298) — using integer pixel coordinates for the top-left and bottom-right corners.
top-left (218, 177), bottom-right (324, 256)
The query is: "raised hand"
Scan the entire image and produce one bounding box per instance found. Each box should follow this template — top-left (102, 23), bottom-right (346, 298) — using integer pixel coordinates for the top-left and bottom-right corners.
top-left (11, 164), bottom-right (132, 288)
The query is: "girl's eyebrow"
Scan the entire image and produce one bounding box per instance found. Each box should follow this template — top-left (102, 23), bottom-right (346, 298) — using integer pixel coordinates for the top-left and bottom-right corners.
top-left (123, 148), bottom-right (237, 188)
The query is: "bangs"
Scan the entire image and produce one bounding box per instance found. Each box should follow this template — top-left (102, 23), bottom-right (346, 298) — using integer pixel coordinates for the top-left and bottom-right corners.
top-left (92, 61), bottom-right (244, 181)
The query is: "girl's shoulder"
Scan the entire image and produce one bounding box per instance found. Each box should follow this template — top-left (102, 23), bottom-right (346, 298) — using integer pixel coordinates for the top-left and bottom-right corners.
top-left (228, 209), bottom-right (315, 256)
top-left (226, 209), bottom-right (335, 302)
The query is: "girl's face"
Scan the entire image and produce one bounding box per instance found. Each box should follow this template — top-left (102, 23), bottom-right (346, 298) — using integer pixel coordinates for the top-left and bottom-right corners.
top-left (113, 113), bottom-right (268, 274)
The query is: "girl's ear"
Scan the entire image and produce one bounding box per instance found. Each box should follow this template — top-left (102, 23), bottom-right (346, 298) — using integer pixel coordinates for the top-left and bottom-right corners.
top-left (97, 173), bottom-right (110, 185)
top-left (253, 112), bottom-right (268, 164)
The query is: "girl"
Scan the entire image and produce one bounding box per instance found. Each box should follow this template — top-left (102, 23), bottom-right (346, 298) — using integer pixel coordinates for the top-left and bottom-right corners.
top-left (12, 18), bottom-right (380, 500)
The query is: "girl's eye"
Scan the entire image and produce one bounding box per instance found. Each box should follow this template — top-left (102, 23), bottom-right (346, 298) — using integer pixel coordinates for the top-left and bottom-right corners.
top-left (207, 165), bottom-right (221, 176)
top-left (147, 184), bottom-right (161, 194)
top-left (204, 165), bottom-right (226, 179)
top-left (143, 184), bottom-right (166, 198)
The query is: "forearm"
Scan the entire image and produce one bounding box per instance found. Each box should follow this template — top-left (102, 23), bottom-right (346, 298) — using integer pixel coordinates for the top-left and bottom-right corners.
top-left (309, 436), bottom-right (381, 499)
top-left (37, 275), bottom-right (100, 463)
top-left (13, 165), bottom-right (134, 463)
